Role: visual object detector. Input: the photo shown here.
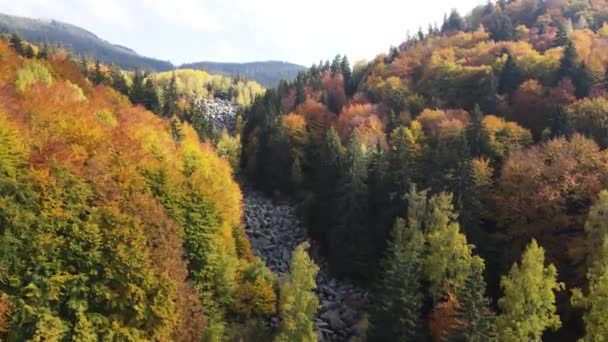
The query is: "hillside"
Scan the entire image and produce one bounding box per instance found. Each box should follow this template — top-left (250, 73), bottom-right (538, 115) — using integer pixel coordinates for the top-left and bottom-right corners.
top-left (179, 60), bottom-right (305, 88)
top-left (242, 0), bottom-right (608, 340)
top-left (0, 13), bottom-right (173, 71)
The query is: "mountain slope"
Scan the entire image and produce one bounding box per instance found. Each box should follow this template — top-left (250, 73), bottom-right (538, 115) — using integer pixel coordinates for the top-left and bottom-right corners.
top-left (179, 61), bottom-right (306, 88)
top-left (0, 13), bottom-right (173, 71)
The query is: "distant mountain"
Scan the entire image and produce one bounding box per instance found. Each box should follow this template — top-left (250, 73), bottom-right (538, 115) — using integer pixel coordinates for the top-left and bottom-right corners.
top-left (0, 13), bottom-right (305, 86)
top-left (179, 61), bottom-right (306, 88)
top-left (0, 13), bottom-right (173, 71)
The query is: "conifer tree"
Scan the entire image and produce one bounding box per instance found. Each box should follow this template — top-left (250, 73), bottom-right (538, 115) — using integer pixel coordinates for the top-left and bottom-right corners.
top-left (331, 134), bottom-right (371, 279)
top-left (92, 61), bottom-right (106, 85)
top-left (162, 71), bottom-right (179, 117)
top-left (496, 240), bottom-right (564, 341)
top-left (368, 214), bottom-right (426, 342)
top-left (330, 54), bottom-right (342, 75)
top-left (143, 78), bottom-right (161, 113)
top-left (295, 75), bottom-right (306, 106)
top-left (573, 62), bottom-right (593, 99)
top-left (559, 40), bottom-right (577, 81)
top-left (341, 55), bottom-right (354, 96)
top-left (109, 65), bottom-right (129, 96)
top-left (129, 70), bottom-right (146, 105)
top-left (170, 116), bottom-right (184, 143)
top-left (466, 104), bottom-right (489, 158)
top-left (275, 242), bottom-right (319, 342)
top-left (451, 257), bottom-right (498, 342)
top-left (571, 191), bottom-right (608, 340)
top-left (387, 127), bottom-right (413, 218)
top-left (498, 52), bottom-right (522, 96)
top-left (308, 127), bottom-right (343, 241)
top-left (548, 105), bottom-right (572, 139)
top-left (442, 10), bottom-right (465, 33)
top-left (367, 143), bottom-right (391, 258)
top-left (9, 33), bottom-right (23, 55)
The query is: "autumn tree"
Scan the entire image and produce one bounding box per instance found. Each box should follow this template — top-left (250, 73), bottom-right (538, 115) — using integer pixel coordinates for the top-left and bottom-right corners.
top-left (496, 240), bottom-right (564, 342)
top-left (275, 242), bottom-right (319, 342)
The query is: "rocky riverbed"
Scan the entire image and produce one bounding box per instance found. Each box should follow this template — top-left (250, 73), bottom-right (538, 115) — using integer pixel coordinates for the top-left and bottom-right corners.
top-left (243, 188), bottom-right (369, 341)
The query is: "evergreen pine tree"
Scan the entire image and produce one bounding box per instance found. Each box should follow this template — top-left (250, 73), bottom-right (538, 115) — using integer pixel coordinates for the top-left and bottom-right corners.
top-left (442, 10), bottom-right (465, 33)
top-left (455, 134), bottom-right (482, 246)
top-left (466, 104), bottom-right (490, 157)
top-left (368, 214), bottom-right (426, 342)
top-left (548, 105), bottom-right (572, 139)
top-left (143, 78), bottom-right (161, 113)
top-left (387, 127), bottom-right (413, 218)
top-left (554, 20), bottom-right (570, 47)
top-left (162, 71), bottom-right (179, 117)
top-left (366, 143), bottom-right (391, 261)
top-left (92, 61), bottom-right (105, 85)
top-left (330, 54), bottom-right (342, 75)
top-left (498, 52), bottom-right (522, 96)
top-left (170, 116), bottom-right (184, 143)
top-left (573, 62), bottom-right (593, 99)
top-left (341, 55), bottom-right (354, 96)
top-left (9, 33), bottom-right (23, 55)
top-left (308, 127), bottom-right (343, 242)
top-left (109, 65), bottom-right (129, 96)
top-left (451, 257), bottom-right (498, 342)
top-left (559, 40), bottom-right (577, 81)
top-left (295, 75), bottom-right (306, 106)
top-left (129, 70), bottom-right (146, 105)
top-left (331, 134), bottom-right (371, 280)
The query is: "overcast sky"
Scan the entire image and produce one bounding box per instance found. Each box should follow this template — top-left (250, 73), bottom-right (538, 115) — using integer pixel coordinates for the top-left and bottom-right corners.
top-left (0, 0), bottom-right (484, 66)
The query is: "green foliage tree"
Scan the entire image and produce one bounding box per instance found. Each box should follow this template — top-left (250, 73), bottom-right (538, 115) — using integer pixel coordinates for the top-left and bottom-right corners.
top-left (9, 33), bottom-right (23, 55)
top-left (368, 189), bottom-right (427, 342)
top-left (467, 104), bottom-right (490, 158)
top-left (143, 78), bottom-right (162, 113)
top-left (331, 134), bottom-right (371, 280)
top-left (559, 40), bottom-right (577, 81)
top-left (15, 61), bottom-right (53, 93)
top-left (129, 70), bottom-right (146, 105)
top-left (92, 60), bottom-right (106, 85)
top-left (442, 10), bottom-right (465, 33)
top-left (496, 239), bottom-right (564, 342)
top-left (170, 115), bottom-right (184, 143)
top-left (571, 191), bottom-right (608, 340)
top-left (275, 242), bottom-right (319, 342)
top-left (498, 52), bottom-right (522, 96)
top-left (451, 257), bottom-right (498, 342)
top-left (425, 192), bottom-right (476, 299)
top-left (162, 72), bottom-right (179, 117)
top-left (109, 64), bottom-right (129, 96)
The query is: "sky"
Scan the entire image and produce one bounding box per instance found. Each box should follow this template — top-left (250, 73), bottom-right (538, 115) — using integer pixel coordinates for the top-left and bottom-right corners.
top-left (0, 0), bottom-right (484, 66)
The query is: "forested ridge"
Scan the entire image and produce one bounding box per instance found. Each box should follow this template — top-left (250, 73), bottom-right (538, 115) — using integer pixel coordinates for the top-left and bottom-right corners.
top-left (4, 0), bottom-right (608, 341)
top-left (0, 35), bottom-right (289, 340)
top-left (242, 0), bottom-right (608, 340)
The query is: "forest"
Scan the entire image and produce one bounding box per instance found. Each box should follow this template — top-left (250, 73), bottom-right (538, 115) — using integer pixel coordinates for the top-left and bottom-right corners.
top-left (241, 0), bottom-right (608, 340)
top-left (2, 0), bottom-right (608, 341)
